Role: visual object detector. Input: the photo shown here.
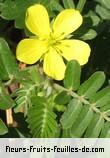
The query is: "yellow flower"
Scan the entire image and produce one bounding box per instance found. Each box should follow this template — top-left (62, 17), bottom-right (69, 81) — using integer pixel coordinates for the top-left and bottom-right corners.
top-left (16, 4), bottom-right (91, 80)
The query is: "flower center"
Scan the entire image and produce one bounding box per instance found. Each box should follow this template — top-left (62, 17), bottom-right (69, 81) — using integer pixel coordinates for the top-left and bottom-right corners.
top-left (47, 33), bottom-right (60, 48)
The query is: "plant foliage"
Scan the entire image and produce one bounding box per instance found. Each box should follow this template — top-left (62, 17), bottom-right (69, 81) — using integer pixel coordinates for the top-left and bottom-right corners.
top-left (55, 60), bottom-right (110, 138)
top-left (0, 0), bottom-right (110, 138)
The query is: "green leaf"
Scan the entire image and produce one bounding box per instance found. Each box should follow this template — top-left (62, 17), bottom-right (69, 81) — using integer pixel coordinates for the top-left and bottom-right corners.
top-left (0, 0), bottom-right (60, 29)
top-left (79, 29), bottom-right (97, 40)
top-left (62, 129), bottom-right (71, 138)
top-left (50, 0), bottom-right (64, 12)
top-left (27, 102), bottom-right (58, 137)
top-left (76, 0), bottom-right (86, 12)
top-left (62, 0), bottom-right (75, 9)
top-left (54, 91), bottom-right (71, 105)
top-left (54, 104), bottom-right (66, 112)
top-left (86, 11), bottom-right (101, 27)
top-left (96, 5), bottom-right (110, 20)
top-left (64, 60), bottom-right (81, 90)
top-left (0, 38), bottom-right (19, 80)
top-left (31, 96), bottom-right (46, 106)
top-left (78, 71), bottom-right (105, 99)
top-left (60, 99), bottom-right (82, 129)
top-left (0, 119), bottom-right (8, 135)
top-left (84, 114), bottom-right (104, 137)
top-left (70, 106), bottom-right (93, 137)
top-left (0, 81), bottom-right (14, 110)
top-left (0, 95), bottom-right (14, 110)
top-left (100, 122), bottom-right (110, 138)
top-left (29, 66), bottom-right (43, 84)
top-left (100, 103), bottom-right (110, 116)
top-left (95, 0), bottom-right (110, 10)
top-left (0, 0), bottom-right (40, 28)
top-left (90, 86), bottom-right (110, 107)
top-left (73, 17), bottom-right (97, 40)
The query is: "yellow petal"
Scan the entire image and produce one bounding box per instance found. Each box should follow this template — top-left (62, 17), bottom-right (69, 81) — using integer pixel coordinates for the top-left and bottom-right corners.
top-left (53, 9), bottom-right (82, 39)
top-left (16, 39), bottom-right (48, 64)
top-left (25, 4), bottom-right (51, 37)
top-left (43, 48), bottom-right (66, 80)
top-left (56, 40), bottom-right (91, 65)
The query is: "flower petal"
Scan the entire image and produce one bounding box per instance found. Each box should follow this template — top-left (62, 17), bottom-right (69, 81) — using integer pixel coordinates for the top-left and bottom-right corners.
top-left (53, 9), bottom-right (82, 39)
top-left (16, 39), bottom-right (48, 64)
top-left (56, 40), bottom-right (91, 65)
top-left (25, 4), bottom-right (51, 37)
top-left (43, 48), bottom-right (66, 80)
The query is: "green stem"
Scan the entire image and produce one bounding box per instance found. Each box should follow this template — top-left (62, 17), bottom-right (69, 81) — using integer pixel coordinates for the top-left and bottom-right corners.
top-left (76, 0), bottom-right (87, 12)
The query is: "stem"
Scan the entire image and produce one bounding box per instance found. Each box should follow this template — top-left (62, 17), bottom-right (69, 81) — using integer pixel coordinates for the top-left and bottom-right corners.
top-left (6, 109), bottom-right (13, 126)
top-left (76, 0), bottom-right (87, 12)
